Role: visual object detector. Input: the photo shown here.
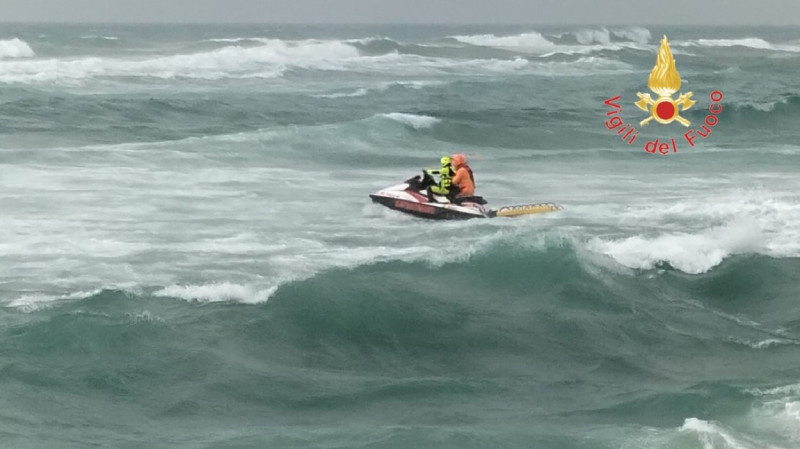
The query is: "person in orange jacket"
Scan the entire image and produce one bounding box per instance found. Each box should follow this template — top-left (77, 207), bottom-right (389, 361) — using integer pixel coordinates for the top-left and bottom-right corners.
top-left (450, 153), bottom-right (475, 198)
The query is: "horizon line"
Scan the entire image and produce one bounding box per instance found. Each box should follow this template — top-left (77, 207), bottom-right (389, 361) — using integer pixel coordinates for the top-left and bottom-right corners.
top-left (1, 21), bottom-right (799, 26)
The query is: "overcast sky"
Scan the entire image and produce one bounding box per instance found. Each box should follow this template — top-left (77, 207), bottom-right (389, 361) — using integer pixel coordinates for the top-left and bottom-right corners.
top-left (2, 0), bottom-right (799, 24)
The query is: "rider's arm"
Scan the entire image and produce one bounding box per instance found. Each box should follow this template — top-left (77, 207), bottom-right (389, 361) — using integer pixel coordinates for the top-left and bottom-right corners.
top-left (452, 168), bottom-right (464, 185)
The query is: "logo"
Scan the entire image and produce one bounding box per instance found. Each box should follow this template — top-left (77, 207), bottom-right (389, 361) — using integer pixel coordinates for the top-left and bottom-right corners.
top-left (603, 35), bottom-right (723, 154)
top-left (635, 36), bottom-right (694, 126)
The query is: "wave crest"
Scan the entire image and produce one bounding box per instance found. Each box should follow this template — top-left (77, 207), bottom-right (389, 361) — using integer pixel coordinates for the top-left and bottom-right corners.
top-left (450, 29), bottom-right (651, 57)
top-left (676, 37), bottom-right (800, 52)
top-left (0, 38), bottom-right (35, 59)
top-left (574, 27), bottom-right (650, 45)
top-left (451, 32), bottom-right (557, 51)
top-left (154, 282), bottom-right (277, 304)
top-left (587, 220), bottom-right (762, 274)
top-left (0, 39), bottom-right (361, 83)
top-left (380, 112), bottom-right (441, 129)
top-left (0, 36), bottom-right (623, 84)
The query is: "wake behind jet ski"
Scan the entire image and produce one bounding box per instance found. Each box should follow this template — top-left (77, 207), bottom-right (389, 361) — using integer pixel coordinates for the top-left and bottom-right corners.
top-left (369, 171), bottom-right (561, 220)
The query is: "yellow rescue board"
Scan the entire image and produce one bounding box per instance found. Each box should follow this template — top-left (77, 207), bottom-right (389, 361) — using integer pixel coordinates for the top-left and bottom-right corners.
top-left (492, 203), bottom-right (562, 218)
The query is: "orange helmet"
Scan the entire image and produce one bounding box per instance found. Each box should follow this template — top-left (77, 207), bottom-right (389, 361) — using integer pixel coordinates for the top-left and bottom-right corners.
top-left (452, 153), bottom-right (467, 167)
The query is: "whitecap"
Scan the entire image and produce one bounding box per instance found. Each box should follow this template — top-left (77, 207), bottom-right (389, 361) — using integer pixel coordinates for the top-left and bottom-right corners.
top-left (586, 220), bottom-right (762, 274)
top-left (451, 31), bottom-right (557, 52)
top-left (0, 38), bottom-right (35, 59)
top-left (154, 282), bottom-right (277, 304)
top-left (380, 112), bottom-right (441, 129)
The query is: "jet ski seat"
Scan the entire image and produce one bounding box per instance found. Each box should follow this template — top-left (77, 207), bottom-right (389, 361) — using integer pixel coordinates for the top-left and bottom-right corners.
top-left (453, 195), bottom-right (487, 205)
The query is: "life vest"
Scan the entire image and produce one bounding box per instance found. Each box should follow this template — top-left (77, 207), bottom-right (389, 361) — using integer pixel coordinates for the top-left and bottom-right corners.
top-left (452, 164), bottom-right (474, 196)
top-left (439, 165), bottom-right (453, 188)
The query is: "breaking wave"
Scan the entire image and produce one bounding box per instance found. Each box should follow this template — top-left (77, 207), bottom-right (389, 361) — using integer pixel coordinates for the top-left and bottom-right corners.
top-left (573, 27), bottom-right (652, 45)
top-left (675, 37), bottom-right (800, 52)
top-left (0, 40), bottom-right (630, 85)
top-left (723, 95), bottom-right (800, 123)
top-left (379, 112), bottom-right (441, 129)
top-left (0, 39), bottom-right (361, 83)
top-left (587, 220), bottom-right (763, 274)
top-left (80, 35), bottom-right (119, 41)
top-left (312, 80), bottom-right (445, 98)
top-left (154, 282), bottom-right (277, 304)
top-left (0, 38), bottom-right (35, 59)
top-left (450, 28), bottom-right (651, 56)
top-left (451, 31), bottom-right (558, 52)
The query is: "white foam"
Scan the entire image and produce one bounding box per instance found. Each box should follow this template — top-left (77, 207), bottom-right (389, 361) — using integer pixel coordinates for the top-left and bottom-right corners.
top-left (0, 42), bottom-right (543, 85)
top-left (587, 220), bottom-right (762, 274)
top-left (748, 339), bottom-right (798, 349)
top-left (567, 56), bottom-right (632, 71)
top-left (484, 56), bottom-right (529, 71)
top-left (126, 310), bottom-right (164, 323)
top-left (154, 282), bottom-right (277, 304)
top-left (312, 80), bottom-right (445, 98)
top-left (747, 383), bottom-right (800, 397)
top-left (610, 27), bottom-right (652, 44)
top-left (344, 36), bottom-right (391, 45)
top-left (314, 88), bottom-right (370, 98)
top-left (573, 27), bottom-right (651, 45)
top-left (0, 38), bottom-right (35, 59)
top-left (735, 97), bottom-right (795, 112)
top-left (451, 30), bottom-right (648, 57)
top-left (606, 188), bottom-right (800, 262)
top-left (696, 38), bottom-right (777, 50)
top-left (380, 112), bottom-right (440, 129)
top-left (741, 100), bottom-right (784, 112)
top-left (420, 54), bottom-right (628, 76)
top-left (729, 337), bottom-right (800, 349)
top-left (451, 31), bottom-right (556, 51)
top-left (781, 401), bottom-right (800, 425)
top-left (684, 380), bottom-right (800, 449)
top-left (205, 37), bottom-right (269, 43)
top-left (676, 38), bottom-right (800, 52)
top-left (0, 34), bottom-right (635, 85)
top-left (393, 80), bottom-right (444, 89)
top-left (0, 38), bottom-right (360, 83)
top-left (149, 234), bottom-right (494, 305)
top-left (576, 29), bottom-right (612, 45)
top-left (9, 289), bottom-right (103, 312)
top-left (747, 398), bottom-right (800, 445)
top-left (540, 42), bottom-right (649, 57)
top-left (80, 35), bottom-right (119, 41)
top-left (679, 418), bottom-right (770, 449)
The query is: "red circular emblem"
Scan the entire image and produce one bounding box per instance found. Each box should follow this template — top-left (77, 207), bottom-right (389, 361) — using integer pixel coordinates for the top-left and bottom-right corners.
top-left (656, 101), bottom-right (676, 120)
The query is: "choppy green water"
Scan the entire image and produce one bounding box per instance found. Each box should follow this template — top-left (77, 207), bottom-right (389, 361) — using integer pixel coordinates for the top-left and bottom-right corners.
top-left (2, 23), bottom-right (800, 448)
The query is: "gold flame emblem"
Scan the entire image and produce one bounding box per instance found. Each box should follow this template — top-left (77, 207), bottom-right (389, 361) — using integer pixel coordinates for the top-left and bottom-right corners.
top-left (635, 35), bottom-right (695, 126)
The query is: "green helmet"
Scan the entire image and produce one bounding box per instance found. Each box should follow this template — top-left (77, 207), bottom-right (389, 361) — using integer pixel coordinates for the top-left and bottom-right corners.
top-left (440, 156), bottom-right (452, 167)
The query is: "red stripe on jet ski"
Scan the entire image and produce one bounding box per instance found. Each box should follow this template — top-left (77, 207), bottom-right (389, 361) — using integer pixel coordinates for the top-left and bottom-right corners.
top-left (394, 199), bottom-right (436, 215)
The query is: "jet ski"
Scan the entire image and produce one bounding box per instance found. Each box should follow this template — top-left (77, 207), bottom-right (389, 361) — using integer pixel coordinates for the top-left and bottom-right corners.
top-left (369, 172), bottom-right (561, 220)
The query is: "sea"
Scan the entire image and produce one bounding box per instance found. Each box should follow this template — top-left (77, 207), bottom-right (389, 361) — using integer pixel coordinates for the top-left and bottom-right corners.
top-left (1, 23), bottom-right (800, 449)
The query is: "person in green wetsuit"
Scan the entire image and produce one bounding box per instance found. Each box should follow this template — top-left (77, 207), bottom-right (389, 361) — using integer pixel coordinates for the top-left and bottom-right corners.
top-left (425, 156), bottom-right (456, 201)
